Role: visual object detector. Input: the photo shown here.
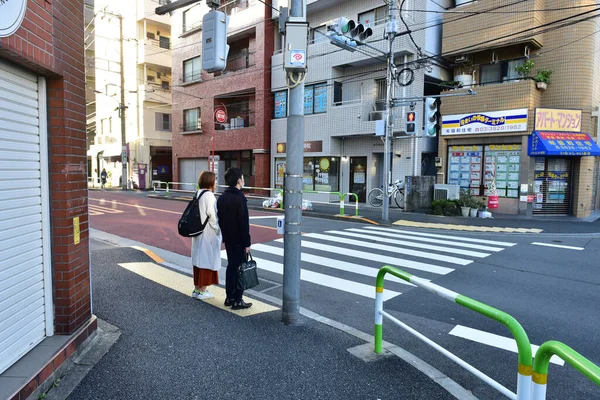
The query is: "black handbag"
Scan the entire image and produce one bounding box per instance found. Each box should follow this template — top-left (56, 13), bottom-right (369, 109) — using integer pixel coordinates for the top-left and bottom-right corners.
top-left (236, 253), bottom-right (259, 291)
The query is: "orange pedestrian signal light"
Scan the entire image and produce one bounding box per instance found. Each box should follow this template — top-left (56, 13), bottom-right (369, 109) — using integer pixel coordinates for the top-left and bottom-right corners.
top-left (407, 112), bottom-right (416, 122)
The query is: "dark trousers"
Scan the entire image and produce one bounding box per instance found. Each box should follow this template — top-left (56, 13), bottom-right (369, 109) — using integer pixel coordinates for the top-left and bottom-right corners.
top-left (225, 244), bottom-right (245, 302)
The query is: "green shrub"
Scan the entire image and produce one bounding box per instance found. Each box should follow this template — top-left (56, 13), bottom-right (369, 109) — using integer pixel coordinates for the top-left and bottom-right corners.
top-left (443, 203), bottom-right (460, 217)
top-left (433, 205), bottom-right (444, 215)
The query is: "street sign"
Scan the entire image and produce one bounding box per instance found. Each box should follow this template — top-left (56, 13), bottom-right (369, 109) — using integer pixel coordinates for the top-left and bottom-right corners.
top-left (214, 108), bottom-right (227, 123)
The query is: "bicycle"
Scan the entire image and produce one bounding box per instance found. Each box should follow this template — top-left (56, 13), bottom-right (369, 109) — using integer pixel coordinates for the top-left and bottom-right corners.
top-left (368, 179), bottom-right (405, 208)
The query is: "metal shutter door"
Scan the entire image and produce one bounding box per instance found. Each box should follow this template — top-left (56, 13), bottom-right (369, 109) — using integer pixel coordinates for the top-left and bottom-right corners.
top-left (179, 158), bottom-right (208, 191)
top-left (0, 60), bottom-right (50, 374)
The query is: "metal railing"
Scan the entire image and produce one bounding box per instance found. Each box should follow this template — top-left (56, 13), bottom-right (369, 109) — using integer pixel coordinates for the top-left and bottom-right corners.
top-left (151, 181), bottom-right (359, 216)
top-left (375, 266), bottom-right (531, 400)
top-left (374, 265), bottom-right (600, 400)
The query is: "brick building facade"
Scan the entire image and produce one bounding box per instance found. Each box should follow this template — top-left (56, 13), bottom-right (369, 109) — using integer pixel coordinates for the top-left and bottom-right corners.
top-left (0, 0), bottom-right (94, 397)
top-left (438, 0), bottom-right (600, 217)
top-left (170, 0), bottom-right (275, 189)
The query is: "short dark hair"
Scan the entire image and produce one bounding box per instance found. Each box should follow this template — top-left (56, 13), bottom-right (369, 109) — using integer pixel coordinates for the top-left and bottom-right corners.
top-left (198, 170), bottom-right (216, 189)
top-left (224, 167), bottom-right (243, 187)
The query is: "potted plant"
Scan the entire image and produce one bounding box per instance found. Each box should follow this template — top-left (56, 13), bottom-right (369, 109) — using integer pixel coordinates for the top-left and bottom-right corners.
top-left (458, 189), bottom-right (471, 217)
top-left (468, 197), bottom-right (479, 217)
top-left (534, 69), bottom-right (553, 90)
top-left (440, 80), bottom-right (464, 90)
top-left (514, 59), bottom-right (535, 79)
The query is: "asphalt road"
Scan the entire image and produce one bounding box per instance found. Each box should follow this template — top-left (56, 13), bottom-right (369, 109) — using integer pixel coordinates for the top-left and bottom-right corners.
top-left (86, 190), bottom-right (600, 399)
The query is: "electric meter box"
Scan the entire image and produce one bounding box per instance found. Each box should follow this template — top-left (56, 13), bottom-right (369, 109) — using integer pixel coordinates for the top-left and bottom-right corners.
top-left (283, 22), bottom-right (308, 72)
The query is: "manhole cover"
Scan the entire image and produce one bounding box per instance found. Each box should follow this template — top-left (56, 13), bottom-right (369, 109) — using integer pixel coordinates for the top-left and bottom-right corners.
top-left (251, 279), bottom-right (280, 293)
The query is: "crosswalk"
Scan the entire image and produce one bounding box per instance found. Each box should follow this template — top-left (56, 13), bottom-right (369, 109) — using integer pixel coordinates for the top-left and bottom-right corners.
top-left (89, 204), bottom-right (124, 216)
top-left (220, 226), bottom-right (516, 302)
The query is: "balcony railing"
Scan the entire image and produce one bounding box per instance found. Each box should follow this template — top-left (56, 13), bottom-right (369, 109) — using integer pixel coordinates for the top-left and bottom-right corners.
top-left (224, 50), bottom-right (255, 73)
top-left (213, 109), bottom-right (255, 131)
top-left (180, 122), bottom-right (202, 133)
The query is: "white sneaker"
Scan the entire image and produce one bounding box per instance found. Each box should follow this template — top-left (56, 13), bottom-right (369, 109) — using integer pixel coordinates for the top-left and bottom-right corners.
top-left (192, 290), bottom-right (201, 299)
top-left (196, 290), bottom-right (214, 300)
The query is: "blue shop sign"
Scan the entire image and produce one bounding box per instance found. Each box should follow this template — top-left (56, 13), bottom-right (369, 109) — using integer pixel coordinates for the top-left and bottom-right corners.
top-left (528, 131), bottom-right (600, 156)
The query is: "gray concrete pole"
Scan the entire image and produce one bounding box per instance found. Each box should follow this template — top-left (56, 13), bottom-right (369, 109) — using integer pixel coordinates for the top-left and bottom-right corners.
top-left (119, 14), bottom-right (128, 190)
top-left (282, 0), bottom-right (306, 325)
top-left (382, 3), bottom-right (397, 222)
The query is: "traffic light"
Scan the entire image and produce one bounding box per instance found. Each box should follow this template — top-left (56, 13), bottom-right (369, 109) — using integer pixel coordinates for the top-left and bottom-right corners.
top-left (425, 97), bottom-right (440, 137)
top-left (326, 17), bottom-right (373, 52)
top-left (202, 10), bottom-right (230, 73)
top-left (406, 111), bottom-right (416, 134)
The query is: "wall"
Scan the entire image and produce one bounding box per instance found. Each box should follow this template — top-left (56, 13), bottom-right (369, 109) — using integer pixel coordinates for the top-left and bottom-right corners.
top-left (0, 0), bottom-right (90, 334)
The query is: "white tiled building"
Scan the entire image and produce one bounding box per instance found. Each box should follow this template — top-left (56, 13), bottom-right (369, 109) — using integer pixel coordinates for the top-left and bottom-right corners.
top-left (270, 0), bottom-right (450, 202)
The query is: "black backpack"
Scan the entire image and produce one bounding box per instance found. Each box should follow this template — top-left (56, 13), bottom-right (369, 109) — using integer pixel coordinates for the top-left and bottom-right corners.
top-left (178, 190), bottom-right (210, 237)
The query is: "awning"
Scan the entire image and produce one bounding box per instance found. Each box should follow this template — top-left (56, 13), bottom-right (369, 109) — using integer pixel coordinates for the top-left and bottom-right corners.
top-left (528, 131), bottom-right (600, 156)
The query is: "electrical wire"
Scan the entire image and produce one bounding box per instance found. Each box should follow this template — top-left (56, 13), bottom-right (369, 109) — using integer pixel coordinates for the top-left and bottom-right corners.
top-left (400, 0), bottom-right (423, 57)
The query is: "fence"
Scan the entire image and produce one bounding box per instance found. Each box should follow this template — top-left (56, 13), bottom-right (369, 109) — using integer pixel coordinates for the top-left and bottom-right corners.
top-left (374, 265), bottom-right (600, 400)
top-left (151, 181), bottom-right (359, 216)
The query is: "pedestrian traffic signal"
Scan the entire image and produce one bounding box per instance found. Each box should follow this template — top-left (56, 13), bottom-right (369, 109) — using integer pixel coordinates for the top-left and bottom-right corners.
top-left (425, 97), bottom-right (440, 137)
top-left (406, 111), bottom-right (416, 134)
top-left (326, 17), bottom-right (373, 52)
top-left (202, 10), bottom-right (230, 73)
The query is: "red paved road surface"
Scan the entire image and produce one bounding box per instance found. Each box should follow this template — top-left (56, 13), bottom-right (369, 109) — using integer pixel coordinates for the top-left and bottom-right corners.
top-left (89, 192), bottom-right (282, 256)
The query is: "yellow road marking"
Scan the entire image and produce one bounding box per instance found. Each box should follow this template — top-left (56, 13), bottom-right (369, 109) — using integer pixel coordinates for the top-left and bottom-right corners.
top-left (118, 262), bottom-right (278, 316)
top-left (131, 246), bottom-right (165, 264)
top-left (392, 220), bottom-right (543, 233)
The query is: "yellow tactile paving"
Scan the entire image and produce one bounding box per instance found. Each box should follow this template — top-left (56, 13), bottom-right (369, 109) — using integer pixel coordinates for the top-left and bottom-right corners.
top-left (118, 262), bottom-right (278, 316)
top-left (392, 220), bottom-right (543, 233)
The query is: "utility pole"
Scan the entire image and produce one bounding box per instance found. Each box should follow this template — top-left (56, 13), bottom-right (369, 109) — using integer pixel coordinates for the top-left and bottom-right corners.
top-left (119, 14), bottom-right (128, 190)
top-left (382, 2), bottom-right (399, 222)
top-left (282, 0), bottom-right (307, 325)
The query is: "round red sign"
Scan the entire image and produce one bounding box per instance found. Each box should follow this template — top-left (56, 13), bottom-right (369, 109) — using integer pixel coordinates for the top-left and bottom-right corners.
top-left (215, 108), bottom-right (227, 124)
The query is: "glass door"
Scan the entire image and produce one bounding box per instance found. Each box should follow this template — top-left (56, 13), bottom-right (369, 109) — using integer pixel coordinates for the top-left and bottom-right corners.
top-left (350, 157), bottom-right (367, 203)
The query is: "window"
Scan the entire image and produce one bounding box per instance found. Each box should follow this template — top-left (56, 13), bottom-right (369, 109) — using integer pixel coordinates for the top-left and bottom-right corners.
top-left (375, 78), bottom-right (386, 101)
top-left (159, 36), bottom-right (170, 49)
top-left (304, 83), bottom-right (327, 114)
top-left (155, 113), bottom-right (172, 131)
top-left (358, 5), bottom-right (387, 27)
top-left (146, 32), bottom-right (156, 40)
top-left (480, 58), bottom-right (525, 85)
top-left (274, 91), bottom-right (287, 119)
top-left (183, 108), bottom-right (201, 132)
top-left (161, 81), bottom-right (170, 90)
top-left (333, 81), bottom-right (342, 105)
top-left (147, 75), bottom-right (155, 82)
top-left (309, 25), bottom-right (328, 44)
top-left (303, 157), bottom-right (340, 191)
top-left (183, 56), bottom-right (201, 82)
top-left (183, 6), bottom-right (203, 33)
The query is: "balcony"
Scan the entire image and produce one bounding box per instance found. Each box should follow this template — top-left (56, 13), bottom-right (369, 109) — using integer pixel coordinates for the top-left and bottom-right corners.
top-left (179, 121), bottom-right (202, 134)
top-left (441, 79), bottom-right (540, 132)
top-left (138, 82), bottom-right (172, 104)
top-left (442, 0), bottom-right (543, 56)
top-left (138, 38), bottom-right (172, 68)
top-left (214, 109), bottom-right (255, 131)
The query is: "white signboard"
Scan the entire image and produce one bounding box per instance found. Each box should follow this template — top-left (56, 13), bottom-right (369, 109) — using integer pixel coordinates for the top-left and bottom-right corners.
top-left (0, 0), bottom-right (27, 37)
top-left (442, 108), bottom-right (528, 136)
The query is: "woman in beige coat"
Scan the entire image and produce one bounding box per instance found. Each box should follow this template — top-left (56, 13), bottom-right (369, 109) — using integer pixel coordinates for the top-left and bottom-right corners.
top-left (191, 171), bottom-right (222, 300)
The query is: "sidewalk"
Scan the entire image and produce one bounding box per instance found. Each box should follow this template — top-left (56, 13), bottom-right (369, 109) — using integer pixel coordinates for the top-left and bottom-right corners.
top-left (135, 188), bottom-right (600, 234)
top-left (53, 243), bottom-right (465, 400)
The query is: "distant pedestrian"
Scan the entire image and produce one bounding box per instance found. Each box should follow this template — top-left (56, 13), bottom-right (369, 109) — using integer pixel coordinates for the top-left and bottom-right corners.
top-left (191, 171), bottom-right (222, 300)
top-left (100, 168), bottom-right (107, 189)
top-left (217, 168), bottom-right (252, 310)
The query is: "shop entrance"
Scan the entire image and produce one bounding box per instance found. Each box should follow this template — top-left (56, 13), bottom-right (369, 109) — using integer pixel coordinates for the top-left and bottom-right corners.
top-left (532, 157), bottom-right (574, 216)
top-left (350, 157), bottom-right (367, 203)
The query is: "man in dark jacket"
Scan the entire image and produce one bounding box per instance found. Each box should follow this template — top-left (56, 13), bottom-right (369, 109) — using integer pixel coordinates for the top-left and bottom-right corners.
top-left (217, 168), bottom-right (252, 310)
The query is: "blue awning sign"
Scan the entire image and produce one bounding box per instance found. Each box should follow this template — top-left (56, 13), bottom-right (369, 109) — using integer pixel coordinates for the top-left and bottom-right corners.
top-left (528, 131), bottom-right (600, 156)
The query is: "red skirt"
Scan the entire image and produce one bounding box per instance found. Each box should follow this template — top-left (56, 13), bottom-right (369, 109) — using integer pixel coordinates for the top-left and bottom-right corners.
top-left (193, 267), bottom-right (219, 287)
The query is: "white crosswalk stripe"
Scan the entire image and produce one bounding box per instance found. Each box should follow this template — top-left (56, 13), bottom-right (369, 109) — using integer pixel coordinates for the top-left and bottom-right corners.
top-left (219, 226), bottom-right (515, 302)
top-left (89, 204), bottom-right (124, 216)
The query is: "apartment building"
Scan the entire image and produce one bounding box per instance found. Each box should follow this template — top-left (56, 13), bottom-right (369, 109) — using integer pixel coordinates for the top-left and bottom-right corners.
top-left (170, 0), bottom-right (275, 189)
top-left (88, 0), bottom-right (173, 189)
top-left (438, 0), bottom-right (600, 217)
top-left (270, 0), bottom-right (450, 202)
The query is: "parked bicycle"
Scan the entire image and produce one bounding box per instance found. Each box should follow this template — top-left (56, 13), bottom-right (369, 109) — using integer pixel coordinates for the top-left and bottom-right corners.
top-left (368, 179), bottom-right (404, 208)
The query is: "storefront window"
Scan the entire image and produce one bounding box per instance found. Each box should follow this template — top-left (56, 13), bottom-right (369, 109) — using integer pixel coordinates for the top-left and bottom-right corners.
top-left (448, 144), bottom-right (521, 198)
top-left (302, 157), bottom-right (339, 192)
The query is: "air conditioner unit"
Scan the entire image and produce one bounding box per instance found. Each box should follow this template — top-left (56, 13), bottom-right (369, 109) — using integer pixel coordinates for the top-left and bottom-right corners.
top-left (455, 55), bottom-right (469, 63)
top-left (434, 184), bottom-right (460, 200)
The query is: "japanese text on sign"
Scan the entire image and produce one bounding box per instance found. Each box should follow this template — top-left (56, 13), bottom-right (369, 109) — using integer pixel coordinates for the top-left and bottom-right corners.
top-left (535, 108), bottom-right (582, 132)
